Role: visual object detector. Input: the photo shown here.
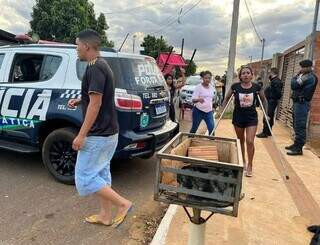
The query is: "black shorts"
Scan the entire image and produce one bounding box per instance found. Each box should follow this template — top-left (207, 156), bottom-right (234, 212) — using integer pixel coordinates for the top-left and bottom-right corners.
top-left (232, 110), bottom-right (258, 128)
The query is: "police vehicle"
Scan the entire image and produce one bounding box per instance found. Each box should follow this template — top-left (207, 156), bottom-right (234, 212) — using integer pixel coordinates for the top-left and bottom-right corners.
top-left (0, 44), bottom-right (178, 184)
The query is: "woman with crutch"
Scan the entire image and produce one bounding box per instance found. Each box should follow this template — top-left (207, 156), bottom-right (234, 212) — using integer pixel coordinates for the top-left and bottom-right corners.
top-left (218, 66), bottom-right (266, 177)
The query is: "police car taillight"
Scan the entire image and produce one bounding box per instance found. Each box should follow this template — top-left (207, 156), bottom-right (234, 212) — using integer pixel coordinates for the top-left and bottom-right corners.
top-left (124, 142), bottom-right (146, 150)
top-left (115, 89), bottom-right (142, 111)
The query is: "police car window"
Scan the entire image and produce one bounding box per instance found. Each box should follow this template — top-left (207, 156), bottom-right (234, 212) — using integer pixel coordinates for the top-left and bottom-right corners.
top-left (76, 58), bottom-right (128, 89)
top-left (0, 54), bottom-right (4, 68)
top-left (39, 55), bottom-right (62, 81)
top-left (10, 54), bottom-right (61, 83)
top-left (119, 58), bottom-right (165, 90)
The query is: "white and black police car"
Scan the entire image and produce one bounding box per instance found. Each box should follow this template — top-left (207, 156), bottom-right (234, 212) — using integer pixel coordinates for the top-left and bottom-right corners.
top-left (0, 44), bottom-right (178, 184)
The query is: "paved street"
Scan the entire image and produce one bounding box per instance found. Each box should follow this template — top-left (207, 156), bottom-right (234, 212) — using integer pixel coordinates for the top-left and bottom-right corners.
top-left (0, 149), bottom-right (162, 245)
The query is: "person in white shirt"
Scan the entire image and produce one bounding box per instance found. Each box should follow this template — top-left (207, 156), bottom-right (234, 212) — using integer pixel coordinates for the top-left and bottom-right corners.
top-left (190, 70), bottom-right (215, 134)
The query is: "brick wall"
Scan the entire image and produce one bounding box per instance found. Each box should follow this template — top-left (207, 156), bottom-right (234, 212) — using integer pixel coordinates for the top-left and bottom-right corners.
top-left (310, 34), bottom-right (320, 126)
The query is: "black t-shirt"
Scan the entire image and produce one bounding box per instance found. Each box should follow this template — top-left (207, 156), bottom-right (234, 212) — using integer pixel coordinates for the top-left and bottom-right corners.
top-left (169, 85), bottom-right (176, 104)
top-left (231, 82), bottom-right (261, 115)
top-left (81, 57), bottom-right (119, 137)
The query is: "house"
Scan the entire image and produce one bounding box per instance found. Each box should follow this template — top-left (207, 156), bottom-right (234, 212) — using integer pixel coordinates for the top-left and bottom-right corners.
top-left (0, 29), bottom-right (18, 46)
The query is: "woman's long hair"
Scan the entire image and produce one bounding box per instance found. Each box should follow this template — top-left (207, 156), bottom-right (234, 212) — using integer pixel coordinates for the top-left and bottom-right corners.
top-left (164, 74), bottom-right (174, 88)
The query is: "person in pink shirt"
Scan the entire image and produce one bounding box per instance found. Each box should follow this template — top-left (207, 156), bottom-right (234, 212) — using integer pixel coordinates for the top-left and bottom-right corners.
top-left (190, 71), bottom-right (215, 135)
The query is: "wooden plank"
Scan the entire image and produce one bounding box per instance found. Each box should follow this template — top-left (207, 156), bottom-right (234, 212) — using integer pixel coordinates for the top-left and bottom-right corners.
top-left (188, 146), bottom-right (218, 161)
top-left (160, 137), bottom-right (191, 186)
top-left (158, 153), bottom-right (243, 170)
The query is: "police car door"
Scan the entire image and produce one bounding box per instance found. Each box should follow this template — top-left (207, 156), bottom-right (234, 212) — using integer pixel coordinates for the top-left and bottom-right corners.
top-left (0, 52), bottom-right (10, 135)
top-left (0, 49), bottom-right (68, 144)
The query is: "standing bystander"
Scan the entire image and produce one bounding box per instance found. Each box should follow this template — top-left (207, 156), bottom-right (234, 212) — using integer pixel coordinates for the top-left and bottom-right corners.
top-left (256, 68), bottom-right (283, 138)
top-left (286, 59), bottom-right (318, 155)
top-left (68, 29), bottom-right (132, 228)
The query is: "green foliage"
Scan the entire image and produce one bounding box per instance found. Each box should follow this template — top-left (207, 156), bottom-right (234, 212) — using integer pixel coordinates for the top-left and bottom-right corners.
top-left (30, 0), bottom-right (113, 47)
top-left (140, 35), bottom-right (171, 59)
top-left (185, 59), bottom-right (197, 76)
top-left (96, 13), bottom-right (114, 47)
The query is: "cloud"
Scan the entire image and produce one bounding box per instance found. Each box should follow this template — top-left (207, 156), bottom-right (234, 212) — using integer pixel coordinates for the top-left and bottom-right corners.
top-left (0, 0), bottom-right (316, 74)
top-left (0, 0), bottom-right (34, 33)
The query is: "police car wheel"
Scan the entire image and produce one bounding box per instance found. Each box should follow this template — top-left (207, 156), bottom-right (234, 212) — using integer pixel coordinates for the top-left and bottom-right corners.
top-left (42, 127), bottom-right (78, 185)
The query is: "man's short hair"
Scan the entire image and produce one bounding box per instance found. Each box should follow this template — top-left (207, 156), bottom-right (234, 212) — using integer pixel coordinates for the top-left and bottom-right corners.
top-left (77, 29), bottom-right (101, 50)
top-left (299, 59), bottom-right (313, 68)
top-left (270, 67), bottom-right (278, 75)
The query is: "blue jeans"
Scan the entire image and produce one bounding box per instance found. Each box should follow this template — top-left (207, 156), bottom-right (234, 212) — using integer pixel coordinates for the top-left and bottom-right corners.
top-left (190, 107), bottom-right (215, 135)
top-left (293, 102), bottom-right (310, 148)
top-left (75, 134), bottom-right (118, 196)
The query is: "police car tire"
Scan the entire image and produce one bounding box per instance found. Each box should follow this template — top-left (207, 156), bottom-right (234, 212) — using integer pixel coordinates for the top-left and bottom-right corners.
top-left (42, 127), bottom-right (78, 185)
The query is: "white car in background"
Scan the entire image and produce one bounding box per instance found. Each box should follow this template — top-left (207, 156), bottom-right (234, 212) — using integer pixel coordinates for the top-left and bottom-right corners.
top-left (179, 75), bottom-right (217, 106)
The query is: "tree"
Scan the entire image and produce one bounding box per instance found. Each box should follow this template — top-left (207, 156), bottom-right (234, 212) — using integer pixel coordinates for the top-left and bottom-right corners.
top-left (30, 0), bottom-right (113, 47)
top-left (96, 13), bottom-right (114, 47)
top-left (140, 35), bottom-right (171, 59)
top-left (185, 59), bottom-right (197, 76)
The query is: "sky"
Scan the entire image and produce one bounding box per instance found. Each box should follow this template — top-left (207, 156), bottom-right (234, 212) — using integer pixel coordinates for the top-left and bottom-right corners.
top-left (0, 0), bottom-right (316, 75)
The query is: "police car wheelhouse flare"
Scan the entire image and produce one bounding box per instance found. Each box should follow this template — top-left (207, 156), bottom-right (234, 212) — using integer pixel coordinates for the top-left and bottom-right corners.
top-left (0, 44), bottom-right (179, 184)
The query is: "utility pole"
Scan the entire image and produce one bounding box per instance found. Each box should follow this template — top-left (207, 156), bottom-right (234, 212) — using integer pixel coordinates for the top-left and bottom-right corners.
top-left (181, 38), bottom-right (185, 57)
top-left (226, 0), bottom-right (240, 91)
top-left (311, 0), bottom-right (320, 60)
top-left (249, 55), bottom-right (252, 63)
top-left (133, 34), bottom-right (137, 53)
top-left (260, 38), bottom-right (265, 61)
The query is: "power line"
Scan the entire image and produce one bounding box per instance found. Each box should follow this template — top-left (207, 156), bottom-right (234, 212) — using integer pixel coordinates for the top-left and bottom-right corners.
top-left (147, 0), bottom-right (190, 35)
top-left (149, 0), bottom-right (203, 35)
top-left (150, 0), bottom-right (190, 32)
top-left (244, 0), bottom-right (262, 42)
top-left (103, 1), bottom-right (164, 15)
top-left (246, 0), bottom-right (262, 37)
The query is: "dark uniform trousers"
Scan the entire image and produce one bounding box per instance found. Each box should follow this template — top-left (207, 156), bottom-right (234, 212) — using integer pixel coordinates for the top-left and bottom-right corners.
top-left (292, 101), bottom-right (310, 147)
top-left (262, 99), bottom-right (279, 134)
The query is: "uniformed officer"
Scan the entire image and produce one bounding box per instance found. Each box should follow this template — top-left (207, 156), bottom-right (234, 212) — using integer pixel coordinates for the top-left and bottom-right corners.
top-left (286, 59), bottom-right (318, 155)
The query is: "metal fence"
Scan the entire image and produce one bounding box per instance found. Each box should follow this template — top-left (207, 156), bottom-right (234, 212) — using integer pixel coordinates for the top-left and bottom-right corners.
top-left (277, 47), bottom-right (305, 128)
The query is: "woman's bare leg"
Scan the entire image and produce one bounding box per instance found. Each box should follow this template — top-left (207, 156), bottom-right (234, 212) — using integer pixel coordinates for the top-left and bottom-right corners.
top-left (245, 126), bottom-right (258, 176)
top-left (234, 126), bottom-right (246, 169)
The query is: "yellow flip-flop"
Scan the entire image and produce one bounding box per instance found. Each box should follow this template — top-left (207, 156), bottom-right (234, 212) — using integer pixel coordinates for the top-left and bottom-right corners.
top-left (112, 205), bottom-right (133, 228)
top-left (85, 214), bottom-right (113, 226)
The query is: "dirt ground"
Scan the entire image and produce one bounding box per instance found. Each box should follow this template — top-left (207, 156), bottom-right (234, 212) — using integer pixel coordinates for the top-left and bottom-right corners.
top-left (0, 149), bottom-right (165, 245)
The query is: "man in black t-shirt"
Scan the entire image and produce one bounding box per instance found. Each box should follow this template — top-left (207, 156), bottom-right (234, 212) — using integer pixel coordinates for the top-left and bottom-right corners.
top-left (256, 68), bottom-right (283, 138)
top-left (68, 29), bottom-right (132, 228)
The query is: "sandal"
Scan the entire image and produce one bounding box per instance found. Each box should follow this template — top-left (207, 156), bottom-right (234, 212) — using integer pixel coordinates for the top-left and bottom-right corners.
top-left (112, 205), bottom-right (133, 228)
top-left (246, 171), bottom-right (253, 177)
top-left (85, 214), bottom-right (113, 226)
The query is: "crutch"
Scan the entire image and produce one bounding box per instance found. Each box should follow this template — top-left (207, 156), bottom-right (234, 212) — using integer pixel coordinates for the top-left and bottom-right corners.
top-left (210, 93), bottom-right (234, 136)
top-left (257, 94), bottom-right (290, 180)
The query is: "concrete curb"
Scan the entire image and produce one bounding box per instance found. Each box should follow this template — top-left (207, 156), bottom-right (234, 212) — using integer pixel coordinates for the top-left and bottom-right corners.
top-left (150, 204), bottom-right (178, 245)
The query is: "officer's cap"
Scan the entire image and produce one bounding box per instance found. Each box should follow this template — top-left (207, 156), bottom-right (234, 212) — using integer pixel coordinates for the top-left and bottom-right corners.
top-left (299, 59), bottom-right (313, 68)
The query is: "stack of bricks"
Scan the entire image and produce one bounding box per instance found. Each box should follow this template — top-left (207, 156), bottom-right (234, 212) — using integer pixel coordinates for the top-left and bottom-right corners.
top-left (188, 145), bottom-right (218, 161)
